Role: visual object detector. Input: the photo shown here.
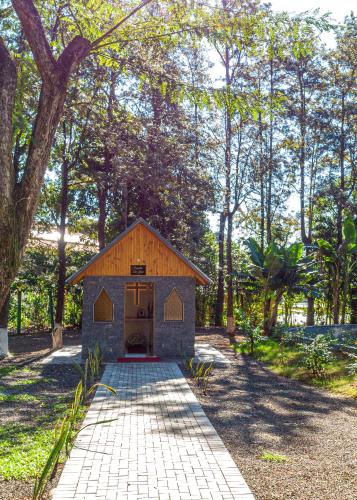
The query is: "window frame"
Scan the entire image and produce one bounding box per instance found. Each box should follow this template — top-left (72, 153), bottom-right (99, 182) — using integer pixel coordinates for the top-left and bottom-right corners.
top-left (93, 287), bottom-right (114, 323)
top-left (163, 288), bottom-right (184, 322)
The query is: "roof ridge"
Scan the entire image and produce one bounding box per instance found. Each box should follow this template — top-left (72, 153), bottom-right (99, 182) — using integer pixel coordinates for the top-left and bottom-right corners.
top-left (66, 218), bottom-right (212, 285)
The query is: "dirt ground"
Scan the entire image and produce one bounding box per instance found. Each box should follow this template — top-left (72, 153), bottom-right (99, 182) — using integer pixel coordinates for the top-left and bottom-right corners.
top-left (192, 329), bottom-right (357, 500)
top-left (2, 329), bottom-right (81, 366)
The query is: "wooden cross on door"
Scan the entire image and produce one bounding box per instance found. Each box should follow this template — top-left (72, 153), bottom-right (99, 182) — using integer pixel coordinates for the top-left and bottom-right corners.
top-left (127, 282), bottom-right (147, 305)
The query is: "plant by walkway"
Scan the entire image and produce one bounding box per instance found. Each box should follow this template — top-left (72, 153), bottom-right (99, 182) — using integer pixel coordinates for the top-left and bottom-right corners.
top-left (33, 344), bottom-right (113, 499)
top-left (241, 337), bottom-right (357, 398)
top-left (186, 358), bottom-right (214, 395)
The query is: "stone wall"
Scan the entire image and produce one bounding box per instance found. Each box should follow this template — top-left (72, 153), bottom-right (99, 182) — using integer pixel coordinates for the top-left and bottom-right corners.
top-left (82, 276), bottom-right (196, 361)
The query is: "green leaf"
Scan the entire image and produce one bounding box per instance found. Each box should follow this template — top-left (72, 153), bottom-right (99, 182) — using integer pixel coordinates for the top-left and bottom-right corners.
top-left (288, 242), bottom-right (303, 265)
top-left (244, 238), bottom-right (264, 267)
top-left (343, 216), bottom-right (356, 245)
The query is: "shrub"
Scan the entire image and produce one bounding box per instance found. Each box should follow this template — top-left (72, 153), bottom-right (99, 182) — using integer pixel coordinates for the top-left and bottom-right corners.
top-left (282, 328), bottom-right (305, 346)
top-left (347, 355), bottom-right (357, 376)
top-left (33, 381), bottom-right (116, 500)
top-left (239, 318), bottom-right (264, 355)
top-left (186, 358), bottom-right (214, 395)
top-left (299, 335), bottom-right (335, 378)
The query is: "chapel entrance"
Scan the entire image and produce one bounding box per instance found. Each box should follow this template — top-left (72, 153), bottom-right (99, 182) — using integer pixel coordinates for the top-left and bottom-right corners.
top-left (124, 282), bottom-right (154, 355)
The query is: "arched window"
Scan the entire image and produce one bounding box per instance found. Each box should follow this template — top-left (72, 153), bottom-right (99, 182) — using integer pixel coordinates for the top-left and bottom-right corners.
top-left (164, 288), bottom-right (183, 321)
top-left (93, 289), bottom-right (113, 322)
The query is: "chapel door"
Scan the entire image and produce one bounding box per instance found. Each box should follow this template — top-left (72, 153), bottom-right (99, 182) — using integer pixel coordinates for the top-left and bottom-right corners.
top-left (124, 282), bottom-right (154, 355)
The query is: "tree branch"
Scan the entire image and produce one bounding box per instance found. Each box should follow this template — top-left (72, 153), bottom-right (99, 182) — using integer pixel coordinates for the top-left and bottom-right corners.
top-left (11, 0), bottom-right (56, 82)
top-left (0, 35), bottom-right (17, 205)
top-left (91, 0), bottom-right (154, 48)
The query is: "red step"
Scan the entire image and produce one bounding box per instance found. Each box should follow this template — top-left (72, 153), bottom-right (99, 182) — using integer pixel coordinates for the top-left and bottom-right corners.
top-left (117, 356), bottom-right (161, 363)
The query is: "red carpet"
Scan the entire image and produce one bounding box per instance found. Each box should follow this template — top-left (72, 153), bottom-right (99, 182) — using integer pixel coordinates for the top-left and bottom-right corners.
top-left (117, 356), bottom-right (161, 363)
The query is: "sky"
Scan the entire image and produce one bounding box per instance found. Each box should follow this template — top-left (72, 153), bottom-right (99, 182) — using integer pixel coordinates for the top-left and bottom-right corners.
top-left (270, 0), bottom-right (354, 22)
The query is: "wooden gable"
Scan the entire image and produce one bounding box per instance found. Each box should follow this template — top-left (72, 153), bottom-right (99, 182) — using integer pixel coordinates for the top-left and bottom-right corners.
top-left (68, 219), bottom-right (211, 285)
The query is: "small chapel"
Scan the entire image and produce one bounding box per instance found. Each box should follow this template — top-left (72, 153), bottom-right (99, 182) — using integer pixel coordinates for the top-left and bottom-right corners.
top-left (67, 218), bottom-right (211, 361)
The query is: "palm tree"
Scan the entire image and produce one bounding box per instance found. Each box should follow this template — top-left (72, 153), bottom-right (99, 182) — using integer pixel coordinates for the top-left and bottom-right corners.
top-left (244, 238), bottom-right (316, 335)
top-left (317, 215), bottom-right (357, 324)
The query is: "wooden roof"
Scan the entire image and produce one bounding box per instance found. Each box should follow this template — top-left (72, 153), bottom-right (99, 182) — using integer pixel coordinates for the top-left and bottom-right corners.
top-left (67, 218), bottom-right (212, 285)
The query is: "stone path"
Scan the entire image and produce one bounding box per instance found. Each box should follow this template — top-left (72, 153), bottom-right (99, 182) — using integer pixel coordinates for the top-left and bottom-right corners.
top-left (40, 343), bottom-right (230, 366)
top-left (53, 363), bottom-right (253, 500)
top-left (39, 345), bottom-right (81, 364)
top-left (194, 343), bottom-right (231, 366)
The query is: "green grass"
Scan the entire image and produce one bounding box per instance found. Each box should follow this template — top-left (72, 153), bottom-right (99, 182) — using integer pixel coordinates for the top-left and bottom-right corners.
top-left (0, 365), bottom-right (18, 378)
top-left (0, 369), bottom-right (46, 403)
top-left (242, 339), bottom-right (357, 398)
top-left (0, 392), bottom-right (40, 403)
top-left (0, 365), bottom-right (81, 480)
top-left (0, 424), bottom-right (56, 480)
top-left (260, 451), bottom-right (289, 463)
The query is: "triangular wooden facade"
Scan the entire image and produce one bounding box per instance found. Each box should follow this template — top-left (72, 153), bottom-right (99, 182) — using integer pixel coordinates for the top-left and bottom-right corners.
top-left (67, 219), bottom-right (211, 285)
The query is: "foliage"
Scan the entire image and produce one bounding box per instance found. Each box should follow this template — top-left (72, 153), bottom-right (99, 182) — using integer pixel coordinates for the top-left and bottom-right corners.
top-left (244, 238), bottom-right (316, 335)
top-left (233, 317), bottom-right (264, 355)
top-left (32, 380), bottom-right (116, 500)
top-left (317, 215), bottom-right (357, 323)
top-left (347, 355), bottom-right (357, 376)
top-left (281, 328), bottom-right (306, 346)
top-left (73, 343), bottom-right (102, 397)
top-left (249, 338), bottom-right (357, 397)
top-left (299, 335), bottom-right (335, 379)
top-left (186, 358), bottom-right (214, 395)
top-left (0, 1), bottom-right (356, 334)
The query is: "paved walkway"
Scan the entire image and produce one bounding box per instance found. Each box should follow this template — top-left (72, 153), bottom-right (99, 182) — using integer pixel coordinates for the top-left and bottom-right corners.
top-left (194, 343), bottom-right (231, 366)
top-left (39, 345), bottom-right (82, 364)
top-left (40, 344), bottom-right (230, 366)
top-left (53, 363), bottom-right (253, 500)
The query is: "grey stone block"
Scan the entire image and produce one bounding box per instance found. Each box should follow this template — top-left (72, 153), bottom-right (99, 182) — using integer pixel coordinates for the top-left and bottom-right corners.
top-left (81, 276), bottom-right (196, 361)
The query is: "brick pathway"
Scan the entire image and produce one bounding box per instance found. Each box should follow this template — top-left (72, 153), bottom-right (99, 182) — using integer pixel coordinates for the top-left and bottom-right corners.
top-left (53, 363), bottom-right (254, 500)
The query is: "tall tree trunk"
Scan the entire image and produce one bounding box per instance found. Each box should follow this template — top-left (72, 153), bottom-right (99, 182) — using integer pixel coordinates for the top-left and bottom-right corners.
top-left (266, 56), bottom-right (274, 245)
top-left (351, 285), bottom-right (357, 324)
top-left (0, 0), bottom-right (149, 355)
top-left (223, 22), bottom-right (233, 333)
top-left (263, 293), bottom-right (271, 336)
top-left (269, 290), bottom-right (284, 334)
top-left (306, 296), bottom-right (315, 326)
top-left (215, 213), bottom-right (226, 326)
top-left (332, 269), bottom-right (340, 324)
top-left (258, 109), bottom-right (265, 249)
top-left (337, 93), bottom-right (346, 246)
top-left (55, 157), bottom-right (69, 324)
top-left (121, 181), bottom-right (128, 230)
top-left (226, 212), bottom-right (234, 333)
top-left (0, 293), bottom-right (10, 355)
top-left (341, 270), bottom-right (349, 325)
top-left (97, 181), bottom-right (108, 251)
top-left (297, 67), bottom-right (315, 326)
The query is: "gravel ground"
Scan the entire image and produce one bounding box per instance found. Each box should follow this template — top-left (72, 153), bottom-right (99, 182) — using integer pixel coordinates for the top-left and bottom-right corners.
top-left (190, 329), bottom-right (357, 500)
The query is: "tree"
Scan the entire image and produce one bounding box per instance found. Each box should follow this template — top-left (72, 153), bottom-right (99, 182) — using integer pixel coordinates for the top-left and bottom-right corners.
top-left (244, 238), bottom-right (315, 335)
top-left (209, 0), bottom-right (263, 329)
top-left (0, 0), bottom-right (163, 353)
top-left (317, 215), bottom-right (357, 324)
